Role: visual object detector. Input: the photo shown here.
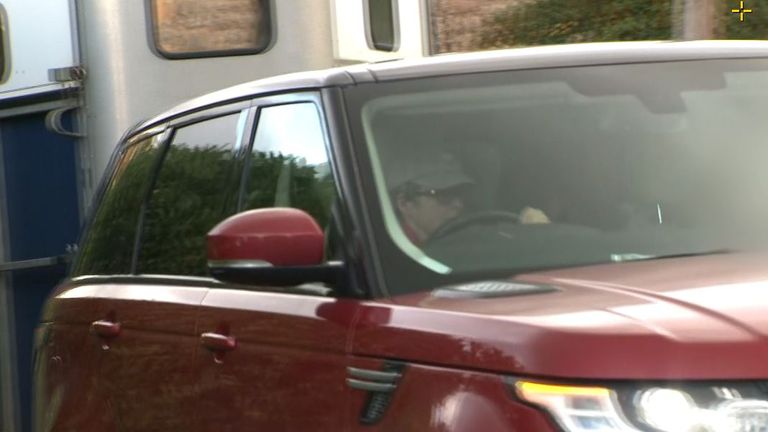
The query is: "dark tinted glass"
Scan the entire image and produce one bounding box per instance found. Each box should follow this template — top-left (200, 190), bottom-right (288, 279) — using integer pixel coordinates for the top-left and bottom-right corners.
top-left (244, 103), bottom-right (335, 229)
top-left (368, 0), bottom-right (397, 52)
top-left (137, 112), bottom-right (245, 276)
top-left (73, 135), bottom-right (164, 276)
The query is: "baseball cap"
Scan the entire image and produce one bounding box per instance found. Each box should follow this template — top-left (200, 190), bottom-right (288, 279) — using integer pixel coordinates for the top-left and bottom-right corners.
top-left (387, 152), bottom-right (474, 191)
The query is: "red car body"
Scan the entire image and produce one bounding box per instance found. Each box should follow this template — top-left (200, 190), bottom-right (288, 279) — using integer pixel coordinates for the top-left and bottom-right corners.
top-left (38, 253), bottom-right (768, 431)
top-left (34, 42), bottom-right (768, 431)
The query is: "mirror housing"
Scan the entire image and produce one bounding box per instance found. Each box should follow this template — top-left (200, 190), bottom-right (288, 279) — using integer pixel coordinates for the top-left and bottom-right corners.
top-left (207, 208), bottom-right (343, 287)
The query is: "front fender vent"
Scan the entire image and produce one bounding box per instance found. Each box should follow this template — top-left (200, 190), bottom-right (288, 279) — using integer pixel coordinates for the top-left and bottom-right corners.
top-left (347, 361), bottom-right (406, 424)
top-left (433, 281), bottom-right (558, 299)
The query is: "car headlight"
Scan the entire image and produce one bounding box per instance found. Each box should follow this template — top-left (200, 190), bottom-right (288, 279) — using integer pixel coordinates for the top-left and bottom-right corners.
top-left (512, 379), bottom-right (768, 432)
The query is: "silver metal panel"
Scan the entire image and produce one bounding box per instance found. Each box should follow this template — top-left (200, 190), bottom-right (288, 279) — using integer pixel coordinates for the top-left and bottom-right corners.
top-left (0, 99), bottom-right (77, 121)
top-left (0, 0), bottom-right (78, 98)
top-left (331, 0), bottom-right (426, 62)
top-left (0, 256), bottom-right (68, 273)
top-left (79, 0), bottom-right (337, 205)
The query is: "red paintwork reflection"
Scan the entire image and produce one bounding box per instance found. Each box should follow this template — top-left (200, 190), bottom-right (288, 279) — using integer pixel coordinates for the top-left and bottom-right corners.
top-left (35, 288), bottom-right (114, 431)
top-left (39, 253), bottom-right (768, 431)
top-left (355, 253), bottom-right (768, 380)
top-left (34, 322), bottom-right (114, 431)
top-left (347, 357), bottom-right (557, 431)
top-left (90, 284), bottom-right (204, 432)
top-left (207, 208), bottom-right (324, 265)
top-left (38, 281), bottom-right (206, 432)
top-left (194, 289), bottom-right (360, 431)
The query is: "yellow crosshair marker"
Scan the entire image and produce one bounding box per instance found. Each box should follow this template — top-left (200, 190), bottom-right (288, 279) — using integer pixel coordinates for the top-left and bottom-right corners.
top-left (732, 1), bottom-right (753, 22)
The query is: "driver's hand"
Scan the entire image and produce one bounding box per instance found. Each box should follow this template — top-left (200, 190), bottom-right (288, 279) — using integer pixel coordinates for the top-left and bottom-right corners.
top-left (520, 206), bottom-right (551, 224)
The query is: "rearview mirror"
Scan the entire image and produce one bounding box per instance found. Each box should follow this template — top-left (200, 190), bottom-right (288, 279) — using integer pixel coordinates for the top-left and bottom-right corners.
top-left (207, 208), bottom-right (343, 287)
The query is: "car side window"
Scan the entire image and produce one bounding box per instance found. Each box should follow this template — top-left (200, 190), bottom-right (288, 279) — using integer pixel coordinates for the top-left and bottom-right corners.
top-left (137, 111), bottom-right (247, 276)
top-left (243, 102), bottom-right (335, 230)
top-left (73, 133), bottom-right (166, 276)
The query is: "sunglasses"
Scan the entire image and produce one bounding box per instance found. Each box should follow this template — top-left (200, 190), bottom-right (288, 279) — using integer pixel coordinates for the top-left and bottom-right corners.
top-left (415, 186), bottom-right (468, 205)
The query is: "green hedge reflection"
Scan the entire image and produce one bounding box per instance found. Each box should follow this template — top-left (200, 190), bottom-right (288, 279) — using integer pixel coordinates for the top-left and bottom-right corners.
top-left (76, 144), bottom-right (335, 278)
top-left (478, 0), bottom-right (672, 48)
top-left (137, 144), bottom-right (241, 276)
top-left (73, 140), bottom-right (161, 276)
top-left (478, 0), bottom-right (768, 49)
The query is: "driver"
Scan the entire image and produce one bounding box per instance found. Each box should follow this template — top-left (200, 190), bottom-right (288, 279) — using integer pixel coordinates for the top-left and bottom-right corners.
top-left (389, 153), bottom-right (549, 245)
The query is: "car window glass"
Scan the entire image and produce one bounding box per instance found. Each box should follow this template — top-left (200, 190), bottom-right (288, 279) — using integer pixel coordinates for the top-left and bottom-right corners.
top-left (73, 134), bottom-right (165, 276)
top-left (244, 103), bottom-right (335, 229)
top-left (137, 111), bottom-right (247, 276)
top-left (346, 59), bottom-right (768, 294)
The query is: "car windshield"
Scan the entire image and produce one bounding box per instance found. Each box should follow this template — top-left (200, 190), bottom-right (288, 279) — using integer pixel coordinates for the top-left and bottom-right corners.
top-left (345, 58), bottom-right (768, 296)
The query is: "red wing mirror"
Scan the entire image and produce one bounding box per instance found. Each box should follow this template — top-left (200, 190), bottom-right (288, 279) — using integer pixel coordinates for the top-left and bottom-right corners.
top-left (207, 208), bottom-right (343, 288)
top-left (208, 208), bottom-right (324, 267)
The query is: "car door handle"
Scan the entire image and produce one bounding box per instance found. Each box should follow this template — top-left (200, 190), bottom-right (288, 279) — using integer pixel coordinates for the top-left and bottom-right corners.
top-left (90, 320), bottom-right (121, 338)
top-left (200, 332), bottom-right (237, 352)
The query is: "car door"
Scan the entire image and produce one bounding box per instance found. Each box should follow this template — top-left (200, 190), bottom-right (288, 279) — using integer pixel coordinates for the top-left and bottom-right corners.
top-left (33, 293), bottom-right (108, 431)
top-left (34, 127), bottom-right (171, 431)
top-left (71, 104), bottom-right (252, 432)
top-left (194, 94), bottom-right (357, 431)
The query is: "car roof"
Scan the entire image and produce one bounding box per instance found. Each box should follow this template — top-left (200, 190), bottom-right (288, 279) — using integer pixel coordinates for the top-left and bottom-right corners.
top-left (136, 40), bottom-right (768, 133)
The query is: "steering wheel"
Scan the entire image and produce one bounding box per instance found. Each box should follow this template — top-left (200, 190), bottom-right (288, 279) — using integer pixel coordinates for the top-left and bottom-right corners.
top-left (427, 210), bottom-right (519, 242)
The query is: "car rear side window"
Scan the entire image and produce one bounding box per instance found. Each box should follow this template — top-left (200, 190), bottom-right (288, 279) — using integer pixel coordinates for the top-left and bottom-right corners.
top-left (150, 0), bottom-right (272, 59)
top-left (137, 111), bottom-right (247, 276)
top-left (73, 133), bottom-right (166, 276)
top-left (243, 102), bottom-right (335, 229)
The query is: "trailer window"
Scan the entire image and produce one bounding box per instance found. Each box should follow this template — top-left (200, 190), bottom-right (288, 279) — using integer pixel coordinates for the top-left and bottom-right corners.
top-left (367, 0), bottom-right (399, 52)
top-left (150, 0), bottom-right (272, 59)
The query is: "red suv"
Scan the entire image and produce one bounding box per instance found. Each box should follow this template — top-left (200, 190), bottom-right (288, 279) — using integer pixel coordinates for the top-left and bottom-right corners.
top-left (34, 42), bottom-right (768, 431)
